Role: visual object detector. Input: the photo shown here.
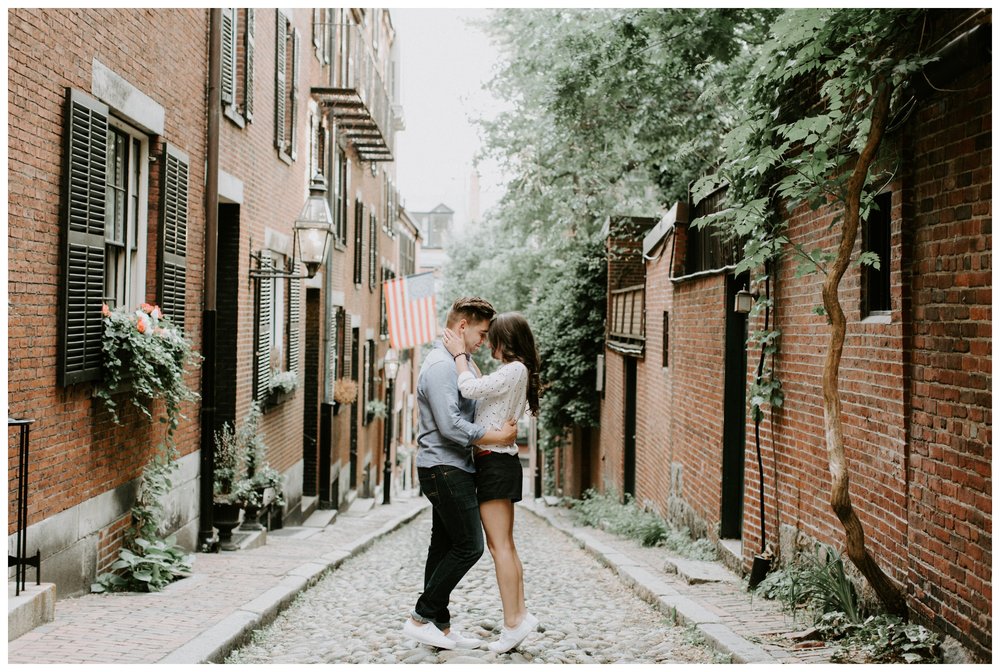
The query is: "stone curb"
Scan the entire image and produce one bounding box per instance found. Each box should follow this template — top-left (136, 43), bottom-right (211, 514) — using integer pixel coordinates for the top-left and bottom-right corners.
top-left (158, 499), bottom-right (430, 664)
top-left (520, 499), bottom-right (778, 665)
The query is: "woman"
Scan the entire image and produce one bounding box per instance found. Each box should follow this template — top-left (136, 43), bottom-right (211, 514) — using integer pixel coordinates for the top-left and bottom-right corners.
top-left (442, 312), bottom-right (541, 654)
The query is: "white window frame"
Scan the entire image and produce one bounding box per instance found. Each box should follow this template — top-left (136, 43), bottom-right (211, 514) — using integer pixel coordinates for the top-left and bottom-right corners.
top-left (104, 116), bottom-right (150, 311)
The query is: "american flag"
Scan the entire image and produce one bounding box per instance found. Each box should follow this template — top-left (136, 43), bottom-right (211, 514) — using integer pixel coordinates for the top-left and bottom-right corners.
top-left (384, 272), bottom-right (438, 349)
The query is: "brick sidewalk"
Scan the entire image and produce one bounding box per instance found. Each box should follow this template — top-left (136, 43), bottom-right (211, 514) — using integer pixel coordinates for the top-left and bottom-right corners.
top-left (521, 499), bottom-right (837, 664)
top-left (7, 493), bottom-right (430, 664)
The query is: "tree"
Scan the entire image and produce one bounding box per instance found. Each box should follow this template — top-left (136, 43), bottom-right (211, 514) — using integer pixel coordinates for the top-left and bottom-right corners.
top-left (693, 8), bottom-right (933, 614)
top-left (448, 9), bottom-right (775, 460)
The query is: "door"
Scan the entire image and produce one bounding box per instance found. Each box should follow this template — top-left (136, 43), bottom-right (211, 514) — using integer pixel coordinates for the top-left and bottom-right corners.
top-left (349, 327), bottom-right (360, 490)
top-left (721, 273), bottom-right (749, 538)
top-left (302, 289), bottom-right (321, 499)
top-left (623, 356), bottom-right (637, 500)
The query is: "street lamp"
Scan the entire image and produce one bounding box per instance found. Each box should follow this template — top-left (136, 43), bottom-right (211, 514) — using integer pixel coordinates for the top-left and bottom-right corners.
top-left (250, 173), bottom-right (334, 280)
top-left (382, 348), bottom-right (400, 504)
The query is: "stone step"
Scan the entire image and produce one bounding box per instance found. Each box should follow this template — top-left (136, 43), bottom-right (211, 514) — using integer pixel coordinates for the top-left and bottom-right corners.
top-left (8, 582), bottom-right (56, 641)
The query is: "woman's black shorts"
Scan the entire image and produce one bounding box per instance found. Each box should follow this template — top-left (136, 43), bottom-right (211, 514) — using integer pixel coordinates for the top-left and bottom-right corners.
top-left (473, 451), bottom-right (523, 503)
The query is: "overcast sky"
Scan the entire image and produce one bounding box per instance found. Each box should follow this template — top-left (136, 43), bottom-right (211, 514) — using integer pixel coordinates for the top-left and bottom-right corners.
top-left (391, 8), bottom-right (507, 232)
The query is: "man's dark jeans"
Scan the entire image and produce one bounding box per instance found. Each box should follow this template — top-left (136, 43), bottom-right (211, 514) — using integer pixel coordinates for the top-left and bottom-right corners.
top-left (412, 465), bottom-right (484, 629)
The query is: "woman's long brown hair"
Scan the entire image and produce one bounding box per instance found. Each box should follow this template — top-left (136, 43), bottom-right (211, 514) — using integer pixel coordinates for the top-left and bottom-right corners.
top-left (487, 312), bottom-right (541, 415)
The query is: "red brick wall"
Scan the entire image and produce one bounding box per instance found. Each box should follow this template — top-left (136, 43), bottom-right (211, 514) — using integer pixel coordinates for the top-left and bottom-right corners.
top-left (8, 8), bottom-right (208, 531)
top-left (594, 28), bottom-right (990, 659)
top-left (903, 62), bottom-right (991, 659)
top-left (632, 236), bottom-right (673, 512)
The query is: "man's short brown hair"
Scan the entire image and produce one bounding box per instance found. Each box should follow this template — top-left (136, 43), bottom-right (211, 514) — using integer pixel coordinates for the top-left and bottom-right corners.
top-left (446, 297), bottom-right (495, 327)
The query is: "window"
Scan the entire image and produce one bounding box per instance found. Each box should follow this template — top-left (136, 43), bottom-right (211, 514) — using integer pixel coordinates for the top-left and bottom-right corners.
top-left (362, 338), bottom-right (376, 425)
top-left (309, 108), bottom-right (327, 183)
top-left (103, 122), bottom-right (148, 313)
top-left (253, 250), bottom-right (301, 402)
top-left (380, 267), bottom-right (394, 339)
top-left (334, 150), bottom-right (348, 245)
top-left (368, 211), bottom-right (378, 290)
top-left (353, 199), bottom-right (364, 285)
top-left (60, 89), bottom-right (188, 386)
top-left (662, 311), bottom-right (669, 368)
top-left (325, 305), bottom-right (346, 403)
top-left (275, 10), bottom-right (299, 162)
top-left (425, 213), bottom-right (448, 248)
top-left (312, 8), bottom-right (333, 64)
top-left (861, 192), bottom-right (892, 316)
top-left (222, 8), bottom-right (255, 126)
top-left (400, 233), bottom-right (415, 276)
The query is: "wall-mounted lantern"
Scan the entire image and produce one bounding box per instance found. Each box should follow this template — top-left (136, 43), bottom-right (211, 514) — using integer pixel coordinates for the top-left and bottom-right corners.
top-left (250, 173), bottom-right (334, 281)
top-left (734, 288), bottom-right (758, 314)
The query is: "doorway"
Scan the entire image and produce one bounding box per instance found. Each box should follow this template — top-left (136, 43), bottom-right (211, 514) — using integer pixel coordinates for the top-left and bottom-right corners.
top-left (349, 326), bottom-right (360, 490)
top-left (302, 288), bottom-right (320, 499)
top-left (623, 356), bottom-right (637, 500)
top-left (721, 273), bottom-right (749, 539)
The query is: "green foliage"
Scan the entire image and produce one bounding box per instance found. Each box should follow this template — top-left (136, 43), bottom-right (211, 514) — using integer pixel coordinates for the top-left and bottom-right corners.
top-left (752, 544), bottom-right (941, 662)
top-left (836, 614), bottom-right (943, 664)
top-left (572, 489), bottom-right (716, 558)
top-left (753, 543), bottom-right (861, 622)
top-left (214, 402), bottom-right (285, 509)
top-left (92, 443), bottom-right (193, 593)
top-left (96, 303), bottom-right (200, 436)
top-left (92, 536), bottom-right (192, 594)
top-left (451, 9), bottom-right (777, 455)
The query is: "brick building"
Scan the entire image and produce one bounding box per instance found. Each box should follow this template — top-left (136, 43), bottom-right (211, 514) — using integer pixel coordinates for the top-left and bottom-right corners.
top-left (8, 8), bottom-right (417, 598)
top-left (586, 11), bottom-right (991, 660)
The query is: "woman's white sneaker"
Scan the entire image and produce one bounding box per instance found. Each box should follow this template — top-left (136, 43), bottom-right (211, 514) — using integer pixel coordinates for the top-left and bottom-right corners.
top-left (488, 613), bottom-right (539, 654)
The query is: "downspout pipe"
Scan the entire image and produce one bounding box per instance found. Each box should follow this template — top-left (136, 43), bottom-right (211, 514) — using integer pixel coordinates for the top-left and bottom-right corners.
top-left (198, 7), bottom-right (222, 552)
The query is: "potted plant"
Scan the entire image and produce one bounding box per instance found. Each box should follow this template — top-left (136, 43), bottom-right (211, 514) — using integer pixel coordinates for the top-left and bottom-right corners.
top-left (365, 399), bottom-right (387, 422)
top-left (212, 419), bottom-right (247, 550)
top-left (332, 377), bottom-right (358, 415)
top-left (96, 303), bottom-right (200, 433)
top-left (235, 403), bottom-right (285, 530)
top-left (265, 370), bottom-right (298, 409)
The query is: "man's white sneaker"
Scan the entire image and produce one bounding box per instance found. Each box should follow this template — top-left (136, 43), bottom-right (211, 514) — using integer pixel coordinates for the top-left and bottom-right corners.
top-left (488, 612), bottom-right (539, 654)
top-left (402, 619), bottom-right (456, 649)
top-left (446, 627), bottom-right (484, 649)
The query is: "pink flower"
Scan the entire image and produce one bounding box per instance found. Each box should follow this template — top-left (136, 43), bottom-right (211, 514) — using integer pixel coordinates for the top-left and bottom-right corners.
top-left (141, 303), bottom-right (154, 314)
top-left (137, 319), bottom-right (147, 334)
top-left (102, 304), bottom-right (111, 317)
top-left (151, 306), bottom-right (163, 319)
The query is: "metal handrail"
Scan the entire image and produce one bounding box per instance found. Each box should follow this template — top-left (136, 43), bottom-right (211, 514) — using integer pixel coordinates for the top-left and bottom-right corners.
top-left (8, 417), bottom-right (40, 595)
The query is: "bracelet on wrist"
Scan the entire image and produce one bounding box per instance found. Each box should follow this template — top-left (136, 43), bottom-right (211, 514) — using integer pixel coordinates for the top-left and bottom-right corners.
top-left (453, 353), bottom-right (465, 361)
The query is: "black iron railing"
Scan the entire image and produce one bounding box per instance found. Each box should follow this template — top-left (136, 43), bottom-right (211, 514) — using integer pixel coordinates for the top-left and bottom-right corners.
top-left (8, 417), bottom-right (40, 595)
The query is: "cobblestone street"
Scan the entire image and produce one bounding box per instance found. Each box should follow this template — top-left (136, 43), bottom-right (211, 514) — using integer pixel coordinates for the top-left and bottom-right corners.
top-left (226, 507), bottom-right (723, 664)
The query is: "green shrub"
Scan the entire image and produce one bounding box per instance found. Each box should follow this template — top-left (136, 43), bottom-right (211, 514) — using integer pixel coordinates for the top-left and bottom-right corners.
top-left (571, 489), bottom-right (716, 558)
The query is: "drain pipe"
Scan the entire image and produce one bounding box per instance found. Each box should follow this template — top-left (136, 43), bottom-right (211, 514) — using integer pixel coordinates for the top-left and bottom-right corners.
top-left (198, 7), bottom-right (222, 553)
top-left (748, 263), bottom-right (774, 588)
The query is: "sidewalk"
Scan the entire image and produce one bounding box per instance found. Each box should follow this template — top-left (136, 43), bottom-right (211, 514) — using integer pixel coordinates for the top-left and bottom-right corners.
top-left (8, 492), bottom-right (431, 664)
top-left (521, 498), bottom-right (836, 664)
top-left (8, 493), bottom-right (831, 664)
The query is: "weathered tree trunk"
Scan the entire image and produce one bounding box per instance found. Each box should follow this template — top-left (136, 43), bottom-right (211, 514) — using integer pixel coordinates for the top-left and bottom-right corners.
top-left (821, 77), bottom-right (908, 617)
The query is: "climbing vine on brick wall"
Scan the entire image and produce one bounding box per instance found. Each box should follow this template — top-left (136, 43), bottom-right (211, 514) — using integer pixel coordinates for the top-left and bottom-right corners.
top-left (691, 8), bottom-right (933, 615)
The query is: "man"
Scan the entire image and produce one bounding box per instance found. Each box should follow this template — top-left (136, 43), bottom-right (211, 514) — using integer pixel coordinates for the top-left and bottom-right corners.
top-left (402, 297), bottom-right (518, 650)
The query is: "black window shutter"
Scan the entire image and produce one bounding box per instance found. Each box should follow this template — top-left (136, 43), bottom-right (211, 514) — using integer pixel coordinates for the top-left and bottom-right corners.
top-left (353, 200), bottom-right (364, 284)
top-left (221, 8), bottom-right (236, 106)
top-left (274, 10), bottom-right (287, 152)
top-left (368, 212), bottom-right (377, 290)
top-left (59, 88), bottom-right (109, 386)
top-left (158, 144), bottom-right (189, 328)
top-left (244, 8), bottom-right (255, 121)
top-left (288, 262), bottom-right (301, 373)
top-left (290, 28), bottom-right (300, 161)
top-left (255, 254), bottom-right (273, 400)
